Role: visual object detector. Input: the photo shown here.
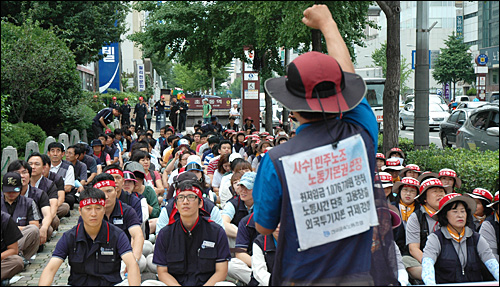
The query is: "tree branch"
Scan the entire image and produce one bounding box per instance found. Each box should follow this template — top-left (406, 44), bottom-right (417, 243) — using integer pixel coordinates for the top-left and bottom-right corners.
top-left (376, 1), bottom-right (392, 18)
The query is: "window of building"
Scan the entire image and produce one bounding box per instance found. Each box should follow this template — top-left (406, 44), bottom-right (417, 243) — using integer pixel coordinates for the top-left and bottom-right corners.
top-left (464, 12), bottom-right (478, 20)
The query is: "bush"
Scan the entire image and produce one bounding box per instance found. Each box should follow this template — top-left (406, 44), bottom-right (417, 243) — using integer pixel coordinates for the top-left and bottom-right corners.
top-left (4, 124), bottom-right (31, 158)
top-left (1, 133), bottom-right (16, 151)
top-left (60, 99), bottom-right (95, 133)
top-left (377, 134), bottom-right (499, 194)
top-left (466, 87), bottom-right (477, 96)
top-left (16, 122), bottom-right (46, 144)
top-left (406, 147), bottom-right (499, 194)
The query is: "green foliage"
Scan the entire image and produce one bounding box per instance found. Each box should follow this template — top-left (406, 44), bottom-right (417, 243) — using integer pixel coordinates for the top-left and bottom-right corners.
top-left (466, 87), bottom-right (477, 96)
top-left (1, 19), bottom-right (82, 135)
top-left (371, 41), bottom-right (414, 94)
top-left (1, 94), bottom-right (12, 134)
top-left (432, 33), bottom-right (475, 99)
top-left (15, 122), bottom-right (46, 144)
top-left (1, 133), bottom-right (16, 151)
top-left (1, 1), bottom-right (130, 64)
top-left (4, 124), bottom-right (32, 158)
top-left (406, 148), bottom-right (499, 194)
top-left (229, 76), bottom-right (242, 99)
top-left (172, 63), bottom-right (229, 93)
top-left (377, 134), bottom-right (499, 194)
top-left (59, 99), bottom-right (95, 133)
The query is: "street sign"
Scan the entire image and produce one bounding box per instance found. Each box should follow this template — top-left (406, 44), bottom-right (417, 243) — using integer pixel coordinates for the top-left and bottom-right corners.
top-left (476, 54), bottom-right (488, 66)
top-left (244, 73), bottom-right (259, 81)
top-left (436, 89), bottom-right (442, 95)
top-left (411, 50), bottom-right (440, 69)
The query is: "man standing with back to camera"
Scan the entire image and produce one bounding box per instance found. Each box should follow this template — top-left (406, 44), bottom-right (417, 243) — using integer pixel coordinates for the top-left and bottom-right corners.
top-left (253, 4), bottom-right (397, 285)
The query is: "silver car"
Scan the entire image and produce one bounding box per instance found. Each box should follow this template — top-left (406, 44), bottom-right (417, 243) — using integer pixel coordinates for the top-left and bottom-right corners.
top-left (456, 103), bottom-right (499, 151)
top-left (400, 102), bottom-right (450, 131)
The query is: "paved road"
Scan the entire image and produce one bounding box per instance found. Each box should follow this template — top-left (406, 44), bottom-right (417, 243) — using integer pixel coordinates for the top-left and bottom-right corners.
top-left (398, 128), bottom-right (443, 149)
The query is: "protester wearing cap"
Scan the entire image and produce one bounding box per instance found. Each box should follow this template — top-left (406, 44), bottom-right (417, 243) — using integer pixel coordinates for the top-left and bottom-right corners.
top-left (7, 160), bottom-right (53, 250)
top-left (120, 97), bottom-right (132, 127)
top-left (391, 177), bottom-right (420, 268)
top-left (387, 147), bottom-right (405, 165)
top-left (479, 191), bottom-right (499, 262)
top-left (165, 150), bottom-right (196, 191)
top-left (252, 141), bottom-right (274, 172)
top-left (222, 172), bottom-right (256, 249)
top-left (252, 5), bottom-right (386, 285)
top-left (400, 164), bottom-right (422, 180)
top-left (145, 180), bottom-right (231, 286)
top-left (242, 117), bottom-right (256, 134)
top-left (274, 134), bottom-right (289, 146)
top-left (91, 138), bottom-right (112, 168)
top-left (468, 188), bottom-right (494, 231)
top-left (154, 95), bottom-right (168, 132)
top-left (133, 96), bottom-right (148, 131)
top-left (39, 187), bottom-right (141, 286)
top-left (109, 96), bottom-right (120, 111)
top-left (376, 172), bottom-right (394, 202)
top-left (207, 116), bottom-right (223, 134)
top-left (382, 158), bottom-right (404, 183)
top-left (233, 131), bottom-right (246, 156)
top-left (404, 178), bottom-right (451, 282)
top-left (376, 153), bottom-right (386, 172)
top-left (130, 150), bottom-right (165, 198)
top-left (1, 172), bottom-right (41, 266)
top-left (421, 193), bottom-right (499, 285)
top-left (437, 168), bottom-right (462, 192)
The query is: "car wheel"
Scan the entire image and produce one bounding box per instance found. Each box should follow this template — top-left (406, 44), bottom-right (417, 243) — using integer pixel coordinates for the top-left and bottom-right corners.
top-left (400, 118), bottom-right (406, 130)
top-left (441, 133), bottom-right (452, 148)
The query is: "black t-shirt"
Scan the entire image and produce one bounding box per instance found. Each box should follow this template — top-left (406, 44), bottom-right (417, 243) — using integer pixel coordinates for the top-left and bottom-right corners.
top-left (134, 103), bottom-right (148, 117)
top-left (1, 211), bottom-right (24, 253)
top-left (93, 108), bottom-right (114, 127)
top-left (1, 196), bottom-right (35, 223)
top-left (155, 101), bottom-right (167, 113)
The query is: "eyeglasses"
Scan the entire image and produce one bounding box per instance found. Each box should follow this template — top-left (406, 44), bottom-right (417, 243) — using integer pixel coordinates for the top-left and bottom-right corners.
top-left (176, 194), bottom-right (198, 202)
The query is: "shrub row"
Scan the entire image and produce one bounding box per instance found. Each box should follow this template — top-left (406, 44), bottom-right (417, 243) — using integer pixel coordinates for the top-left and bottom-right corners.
top-left (2, 122), bottom-right (46, 158)
top-left (378, 134), bottom-right (499, 194)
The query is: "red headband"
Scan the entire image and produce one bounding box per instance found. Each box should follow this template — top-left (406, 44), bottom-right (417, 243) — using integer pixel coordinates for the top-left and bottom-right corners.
top-left (79, 197), bottom-right (106, 208)
top-left (105, 168), bottom-right (124, 178)
top-left (176, 186), bottom-right (203, 200)
top-left (93, 180), bottom-right (116, 189)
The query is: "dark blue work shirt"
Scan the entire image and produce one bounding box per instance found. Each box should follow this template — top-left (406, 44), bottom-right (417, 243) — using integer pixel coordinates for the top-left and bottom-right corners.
top-left (119, 190), bottom-right (143, 224)
top-left (52, 220), bottom-right (132, 286)
top-left (153, 216), bottom-right (231, 286)
top-left (93, 108), bottom-right (114, 128)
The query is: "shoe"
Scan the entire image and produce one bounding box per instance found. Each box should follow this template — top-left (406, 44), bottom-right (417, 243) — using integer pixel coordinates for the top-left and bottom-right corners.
top-left (51, 230), bottom-right (58, 238)
top-left (1, 279), bottom-right (10, 286)
top-left (20, 255), bottom-right (30, 269)
top-left (37, 244), bottom-right (44, 253)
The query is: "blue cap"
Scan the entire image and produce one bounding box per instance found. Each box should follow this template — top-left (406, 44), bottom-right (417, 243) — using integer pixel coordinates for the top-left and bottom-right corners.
top-left (238, 172), bottom-right (256, 190)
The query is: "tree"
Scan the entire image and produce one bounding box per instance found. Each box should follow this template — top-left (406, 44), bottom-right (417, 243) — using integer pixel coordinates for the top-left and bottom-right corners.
top-left (172, 63), bottom-right (229, 93)
top-left (371, 41), bottom-right (413, 95)
top-left (229, 77), bottom-right (242, 99)
top-left (1, 1), bottom-right (130, 64)
top-left (432, 32), bottom-right (475, 101)
top-left (377, 1), bottom-right (401, 155)
top-left (1, 20), bottom-right (82, 134)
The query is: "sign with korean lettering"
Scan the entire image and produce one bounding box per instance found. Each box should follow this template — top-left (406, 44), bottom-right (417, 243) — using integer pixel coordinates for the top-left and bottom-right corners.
top-left (281, 134), bottom-right (378, 251)
top-left (184, 98), bottom-right (231, 109)
top-left (98, 42), bottom-right (120, 93)
top-left (137, 64), bottom-right (145, 92)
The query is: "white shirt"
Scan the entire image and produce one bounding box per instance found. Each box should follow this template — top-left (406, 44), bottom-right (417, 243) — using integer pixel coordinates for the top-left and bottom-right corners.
top-left (50, 161), bottom-right (75, 187)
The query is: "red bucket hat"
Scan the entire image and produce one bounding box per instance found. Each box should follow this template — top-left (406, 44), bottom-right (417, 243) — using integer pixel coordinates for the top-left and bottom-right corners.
top-left (414, 178), bottom-right (452, 200)
top-left (432, 193), bottom-right (476, 220)
top-left (392, 177), bottom-right (420, 194)
top-left (386, 147), bottom-right (405, 159)
top-left (438, 168), bottom-right (462, 188)
top-left (376, 153), bottom-right (386, 160)
top-left (468, 188), bottom-right (493, 204)
top-left (382, 158), bottom-right (404, 171)
top-left (375, 172), bottom-right (393, 188)
top-left (264, 51), bottom-right (365, 113)
top-left (487, 191), bottom-right (499, 208)
top-left (399, 164), bottom-right (422, 178)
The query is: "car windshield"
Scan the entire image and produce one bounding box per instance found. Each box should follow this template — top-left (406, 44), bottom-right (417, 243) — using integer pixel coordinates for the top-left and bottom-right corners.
top-left (430, 104), bottom-right (445, 112)
top-left (430, 96), bottom-right (446, 104)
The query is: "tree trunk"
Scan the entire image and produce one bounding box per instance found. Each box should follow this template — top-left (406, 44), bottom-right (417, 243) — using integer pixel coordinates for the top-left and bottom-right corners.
top-left (261, 68), bottom-right (273, 133)
top-left (377, 1), bottom-right (401, 155)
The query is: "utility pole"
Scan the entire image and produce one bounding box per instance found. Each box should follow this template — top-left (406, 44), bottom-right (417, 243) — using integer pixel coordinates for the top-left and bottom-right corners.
top-left (414, 1), bottom-right (430, 150)
top-left (282, 48), bottom-right (290, 133)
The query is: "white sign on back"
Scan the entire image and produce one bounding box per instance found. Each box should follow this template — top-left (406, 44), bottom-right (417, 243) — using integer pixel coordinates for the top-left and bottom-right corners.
top-left (281, 134), bottom-right (378, 251)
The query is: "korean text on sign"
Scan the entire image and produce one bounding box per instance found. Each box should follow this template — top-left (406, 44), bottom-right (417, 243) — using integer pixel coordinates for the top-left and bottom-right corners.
top-left (281, 134), bottom-right (378, 251)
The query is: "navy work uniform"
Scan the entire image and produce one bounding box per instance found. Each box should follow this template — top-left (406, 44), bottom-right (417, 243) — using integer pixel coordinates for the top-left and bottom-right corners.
top-left (92, 108), bottom-right (115, 138)
top-left (153, 216), bottom-right (231, 286)
top-left (52, 219), bottom-right (132, 286)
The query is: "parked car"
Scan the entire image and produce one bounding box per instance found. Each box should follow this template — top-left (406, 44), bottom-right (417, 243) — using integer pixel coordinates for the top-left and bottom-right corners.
top-left (456, 101), bottom-right (487, 110)
top-left (456, 103), bottom-right (499, 151)
top-left (400, 102), bottom-right (450, 131)
top-left (439, 108), bottom-right (473, 147)
top-left (405, 94), bottom-right (449, 111)
top-left (456, 95), bottom-right (470, 102)
top-left (488, 91), bottom-right (499, 103)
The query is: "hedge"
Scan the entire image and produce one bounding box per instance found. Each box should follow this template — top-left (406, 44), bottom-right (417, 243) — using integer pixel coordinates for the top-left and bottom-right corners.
top-left (2, 122), bottom-right (46, 158)
top-left (378, 134), bottom-right (499, 194)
